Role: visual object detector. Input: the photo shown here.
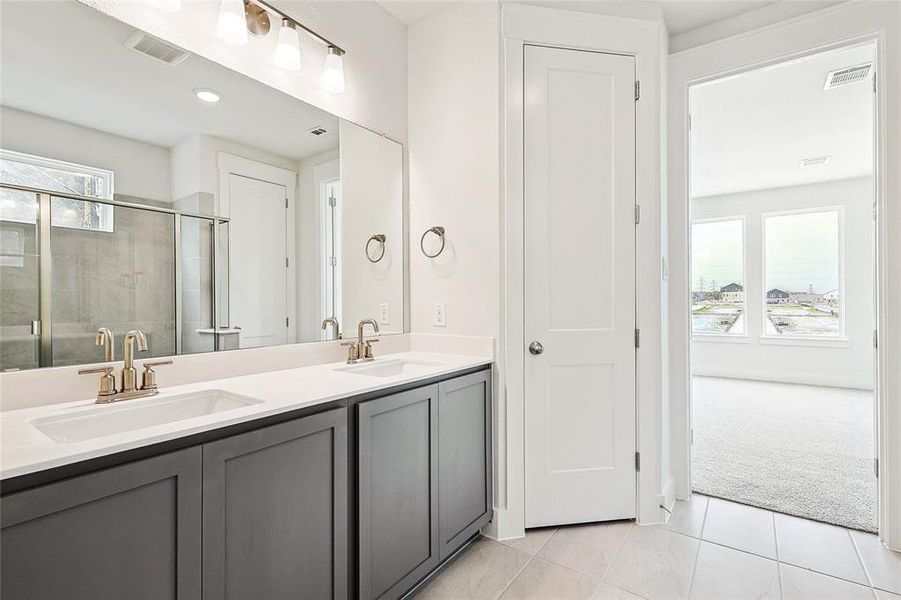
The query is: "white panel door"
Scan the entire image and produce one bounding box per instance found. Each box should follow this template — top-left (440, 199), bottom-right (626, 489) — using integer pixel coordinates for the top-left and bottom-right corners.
top-left (227, 173), bottom-right (288, 348)
top-left (524, 45), bottom-right (637, 527)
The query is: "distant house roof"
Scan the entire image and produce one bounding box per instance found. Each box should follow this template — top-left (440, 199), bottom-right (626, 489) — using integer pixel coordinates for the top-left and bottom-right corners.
top-left (767, 288), bottom-right (789, 297)
top-left (720, 283), bottom-right (743, 292)
top-left (824, 289), bottom-right (840, 299)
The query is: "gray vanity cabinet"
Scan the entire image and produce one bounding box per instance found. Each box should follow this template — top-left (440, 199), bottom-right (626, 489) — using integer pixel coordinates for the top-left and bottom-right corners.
top-left (0, 447), bottom-right (202, 600)
top-left (438, 370), bottom-right (492, 560)
top-left (357, 385), bottom-right (440, 600)
top-left (202, 406), bottom-right (348, 600)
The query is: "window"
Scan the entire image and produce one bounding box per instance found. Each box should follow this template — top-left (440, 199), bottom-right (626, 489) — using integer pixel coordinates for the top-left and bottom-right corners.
top-left (1, 149), bottom-right (114, 232)
top-left (763, 208), bottom-right (841, 338)
top-left (691, 218), bottom-right (745, 335)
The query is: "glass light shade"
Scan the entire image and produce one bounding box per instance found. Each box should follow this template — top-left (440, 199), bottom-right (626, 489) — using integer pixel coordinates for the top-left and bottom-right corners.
top-left (321, 48), bottom-right (345, 94)
top-left (274, 21), bottom-right (301, 71)
top-left (217, 0), bottom-right (248, 46)
top-left (150, 0), bottom-right (182, 11)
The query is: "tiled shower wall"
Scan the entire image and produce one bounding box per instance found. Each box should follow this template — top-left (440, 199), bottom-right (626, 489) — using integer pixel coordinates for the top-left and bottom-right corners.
top-left (50, 199), bottom-right (176, 366)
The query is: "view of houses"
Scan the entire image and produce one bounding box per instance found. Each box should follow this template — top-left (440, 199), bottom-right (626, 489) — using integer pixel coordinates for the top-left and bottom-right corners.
top-left (692, 282), bottom-right (840, 336)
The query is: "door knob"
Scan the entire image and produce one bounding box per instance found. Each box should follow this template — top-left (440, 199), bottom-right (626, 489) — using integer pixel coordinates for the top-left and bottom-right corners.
top-left (529, 341), bottom-right (544, 355)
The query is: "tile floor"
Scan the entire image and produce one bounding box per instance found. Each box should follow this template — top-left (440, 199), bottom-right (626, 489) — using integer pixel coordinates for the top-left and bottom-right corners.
top-left (416, 495), bottom-right (901, 600)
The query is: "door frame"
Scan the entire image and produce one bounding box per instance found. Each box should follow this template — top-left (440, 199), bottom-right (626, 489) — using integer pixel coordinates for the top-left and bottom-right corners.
top-left (495, 2), bottom-right (666, 540)
top-left (668, 3), bottom-right (900, 550)
top-left (218, 152), bottom-right (297, 344)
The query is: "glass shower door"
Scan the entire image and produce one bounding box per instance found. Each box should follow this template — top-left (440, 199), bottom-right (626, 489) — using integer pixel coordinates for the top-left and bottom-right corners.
top-left (0, 188), bottom-right (41, 371)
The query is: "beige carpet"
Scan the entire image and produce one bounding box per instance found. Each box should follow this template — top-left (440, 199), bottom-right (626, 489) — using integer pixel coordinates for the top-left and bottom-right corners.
top-left (691, 376), bottom-right (877, 532)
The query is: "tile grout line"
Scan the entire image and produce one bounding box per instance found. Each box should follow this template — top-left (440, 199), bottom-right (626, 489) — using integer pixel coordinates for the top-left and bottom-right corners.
top-left (494, 527), bottom-right (557, 599)
top-left (772, 511), bottom-right (784, 599)
top-left (849, 529), bottom-right (876, 589)
top-left (591, 522), bottom-right (638, 597)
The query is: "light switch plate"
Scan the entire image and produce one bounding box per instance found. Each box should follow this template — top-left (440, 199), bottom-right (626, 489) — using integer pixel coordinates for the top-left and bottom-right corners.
top-left (379, 303), bottom-right (390, 325)
top-left (433, 302), bottom-right (446, 327)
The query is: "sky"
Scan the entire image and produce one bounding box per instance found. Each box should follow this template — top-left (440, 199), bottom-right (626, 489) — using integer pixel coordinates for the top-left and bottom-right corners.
top-left (692, 212), bottom-right (839, 294)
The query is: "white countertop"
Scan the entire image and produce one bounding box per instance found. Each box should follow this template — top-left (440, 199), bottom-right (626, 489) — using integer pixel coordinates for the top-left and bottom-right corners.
top-left (0, 352), bottom-right (491, 481)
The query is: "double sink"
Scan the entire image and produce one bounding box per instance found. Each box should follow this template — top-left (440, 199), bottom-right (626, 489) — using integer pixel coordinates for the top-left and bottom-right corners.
top-left (31, 358), bottom-right (442, 444)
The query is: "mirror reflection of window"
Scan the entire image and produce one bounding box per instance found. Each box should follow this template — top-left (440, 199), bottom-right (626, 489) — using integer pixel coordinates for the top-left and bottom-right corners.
top-left (691, 218), bottom-right (746, 335)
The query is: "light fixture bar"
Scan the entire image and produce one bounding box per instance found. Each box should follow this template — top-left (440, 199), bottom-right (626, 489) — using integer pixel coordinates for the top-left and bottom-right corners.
top-left (246, 0), bottom-right (345, 56)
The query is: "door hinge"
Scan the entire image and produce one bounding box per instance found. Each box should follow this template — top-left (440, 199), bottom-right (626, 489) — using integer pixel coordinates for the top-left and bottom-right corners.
top-left (285, 257), bottom-right (289, 268)
top-left (634, 81), bottom-right (640, 101)
top-left (873, 73), bottom-right (877, 94)
top-left (691, 429), bottom-right (694, 445)
top-left (634, 205), bottom-right (641, 225)
top-left (329, 256), bottom-right (337, 267)
top-left (328, 196), bottom-right (337, 208)
top-left (285, 198), bottom-right (289, 208)
top-left (634, 328), bottom-right (640, 348)
top-left (873, 203), bottom-right (878, 221)
top-left (635, 451), bottom-right (641, 472)
top-left (688, 114), bottom-right (692, 130)
top-left (31, 320), bottom-right (41, 336)
top-left (286, 316), bottom-right (290, 327)
top-left (873, 329), bottom-right (878, 349)
top-left (874, 457), bottom-right (879, 478)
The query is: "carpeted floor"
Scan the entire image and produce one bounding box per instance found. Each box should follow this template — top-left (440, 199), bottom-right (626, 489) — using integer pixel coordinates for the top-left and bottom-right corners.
top-left (691, 376), bottom-right (877, 532)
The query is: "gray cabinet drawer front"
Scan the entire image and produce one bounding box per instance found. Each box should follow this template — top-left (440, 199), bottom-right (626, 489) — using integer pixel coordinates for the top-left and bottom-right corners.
top-left (0, 447), bottom-right (202, 600)
top-left (358, 385), bottom-right (439, 600)
top-left (202, 407), bottom-right (348, 600)
top-left (438, 369), bottom-right (492, 559)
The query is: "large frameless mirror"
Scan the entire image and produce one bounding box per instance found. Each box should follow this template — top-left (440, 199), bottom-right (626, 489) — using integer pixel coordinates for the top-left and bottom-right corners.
top-left (0, 0), bottom-right (404, 371)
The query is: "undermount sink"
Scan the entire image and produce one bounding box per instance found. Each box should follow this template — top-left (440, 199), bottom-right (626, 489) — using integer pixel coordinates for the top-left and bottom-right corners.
top-left (335, 358), bottom-right (442, 378)
top-left (32, 390), bottom-right (264, 443)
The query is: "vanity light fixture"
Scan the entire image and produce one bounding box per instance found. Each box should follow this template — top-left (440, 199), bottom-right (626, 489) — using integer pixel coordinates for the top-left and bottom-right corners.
top-left (321, 46), bottom-right (345, 94)
top-left (214, 0), bottom-right (346, 92)
top-left (274, 19), bottom-right (302, 71)
top-left (195, 88), bottom-right (222, 103)
top-left (217, 0), bottom-right (249, 46)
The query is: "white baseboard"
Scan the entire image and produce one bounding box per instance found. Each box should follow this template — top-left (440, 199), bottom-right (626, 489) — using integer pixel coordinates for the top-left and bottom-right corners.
top-left (692, 364), bottom-right (873, 390)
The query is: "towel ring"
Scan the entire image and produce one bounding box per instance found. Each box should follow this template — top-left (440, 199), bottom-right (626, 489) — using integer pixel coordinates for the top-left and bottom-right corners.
top-left (366, 234), bottom-right (387, 263)
top-left (420, 226), bottom-right (446, 258)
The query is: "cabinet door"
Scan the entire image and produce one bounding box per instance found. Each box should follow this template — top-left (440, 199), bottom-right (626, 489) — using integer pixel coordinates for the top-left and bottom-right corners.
top-left (0, 448), bottom-right (202, 600)
top-left (438, 370), bottom-right (492, 559)
top-left (202, 407), bottom-right (348, 600)
top-left (358, 385), bottom-right (439, 600)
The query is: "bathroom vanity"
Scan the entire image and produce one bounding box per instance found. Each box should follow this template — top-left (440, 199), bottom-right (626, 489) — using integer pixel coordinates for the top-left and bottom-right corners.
top-left (0, 355), bottom-right (492, 599)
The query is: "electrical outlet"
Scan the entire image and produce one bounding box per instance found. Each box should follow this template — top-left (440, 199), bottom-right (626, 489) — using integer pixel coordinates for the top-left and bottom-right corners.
top-left (433, 302), bottom-right (446, 327)
top-left (379, 303), bottom-right (390, 325)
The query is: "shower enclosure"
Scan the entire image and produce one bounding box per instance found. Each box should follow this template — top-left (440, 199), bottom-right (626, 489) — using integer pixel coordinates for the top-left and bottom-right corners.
top-left (0, 183), bottom-right (228, 371)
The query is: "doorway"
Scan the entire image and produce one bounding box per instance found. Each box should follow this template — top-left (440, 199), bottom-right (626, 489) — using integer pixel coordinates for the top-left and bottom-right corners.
top-left (523, 44), bottom-right (637, 527)
top-left (687, 42), bottom-right (877, 531)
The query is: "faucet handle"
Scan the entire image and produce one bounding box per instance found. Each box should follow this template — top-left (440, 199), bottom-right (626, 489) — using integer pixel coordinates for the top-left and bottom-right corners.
top-left (78, 365), bottom-right (117, 398)
top-left (141, 360), bottom-right (172, 392)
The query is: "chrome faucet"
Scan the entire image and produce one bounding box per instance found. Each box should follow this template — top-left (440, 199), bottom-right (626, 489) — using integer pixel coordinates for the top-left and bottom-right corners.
top-left (79, 329), bottom-right (172, 403)
top-left (95, 327), bottom-right (114, 362)
top-left (322, 317), bottom-right (341, 340)
top-left (340, 319), bottom-right (380, 364)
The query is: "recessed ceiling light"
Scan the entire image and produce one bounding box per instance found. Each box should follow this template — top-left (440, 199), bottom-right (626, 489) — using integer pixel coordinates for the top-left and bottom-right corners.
top-left (800, 156), bottom-right (831, 167)
top-left (194, 88), bottom-right (222, 103)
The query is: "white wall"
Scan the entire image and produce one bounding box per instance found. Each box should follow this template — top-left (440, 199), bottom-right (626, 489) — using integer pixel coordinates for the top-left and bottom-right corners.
top-left (408, 2), bottom-right (500, 337)
top-left (691, 178), bottom-right (875, 390)
top-left (84, 0), bottom-right (407, 144)
top-left (339, 120), bottom-right (404, 335)
top-left (1, 106), bottom-right (171, 202)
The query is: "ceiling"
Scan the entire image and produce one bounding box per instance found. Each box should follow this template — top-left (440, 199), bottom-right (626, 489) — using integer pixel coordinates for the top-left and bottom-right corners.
top-left (0, 1), bottom-right (338, 160)
top-left (376, 0), bottom-right (822, 35)
top-left (690, 42), bottom-right (875, 198)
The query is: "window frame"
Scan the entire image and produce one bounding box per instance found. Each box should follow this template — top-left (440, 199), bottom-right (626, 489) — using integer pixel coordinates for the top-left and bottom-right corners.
top-left (760, 206), bottom-right (846, 341)
top-left (0, 148), bottom-right (115, 200)
top-left (690, 215), bottom-right (748, 339)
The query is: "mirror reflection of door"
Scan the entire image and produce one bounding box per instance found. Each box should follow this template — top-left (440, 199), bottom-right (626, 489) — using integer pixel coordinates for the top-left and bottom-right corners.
top-left (319, 168), bottom-right (342, 340)
top-left (226, 173), bottom-right (289, 349)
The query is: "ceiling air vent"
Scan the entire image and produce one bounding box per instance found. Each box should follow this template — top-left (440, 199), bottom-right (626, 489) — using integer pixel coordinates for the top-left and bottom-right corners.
top-left (124, 31), bottom-right (190, 66)
top-left (308, 126), bottom-right (328, 136)
top-left (823, 63), bottom-right (872, 90)
top-left (800, 156), bottom-right (831, 167)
